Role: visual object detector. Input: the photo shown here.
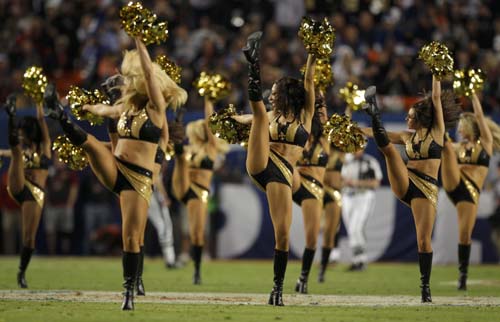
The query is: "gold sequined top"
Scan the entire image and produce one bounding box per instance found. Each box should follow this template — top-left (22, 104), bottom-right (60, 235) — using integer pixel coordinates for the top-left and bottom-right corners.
top-left (23, 151), bottom-right (50, 170)
top-left (117, 108), bottom-right (161, 144)
top-left (269, 114), bottom-right (309, 147)
top-left (456, 140), bottom-right (490, 167)
top-left (405, 132), bottom-right (442, 160)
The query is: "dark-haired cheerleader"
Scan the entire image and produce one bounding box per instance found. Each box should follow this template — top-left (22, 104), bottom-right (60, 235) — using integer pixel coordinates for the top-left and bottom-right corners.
top-left (441, 92), bottom-right (500, 290)
top-left (241, 31), bottom-right (316, 306)
top-left (362, 76), bottom-right (461, 302)
top-left (292, 94), bottom-right (329, 294)
top-left (44, 36), bottom-right (187, 310)
top-left (1, 97), bottom-right (51, 288)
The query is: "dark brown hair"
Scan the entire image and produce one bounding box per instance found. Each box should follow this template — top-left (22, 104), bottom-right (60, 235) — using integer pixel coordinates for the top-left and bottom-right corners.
top-left (273, 77), bottom-right (305, 119)
top-left (412, 89), bottom-right (461, 131)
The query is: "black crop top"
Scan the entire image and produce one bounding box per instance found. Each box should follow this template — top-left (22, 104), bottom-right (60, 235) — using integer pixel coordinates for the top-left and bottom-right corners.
top-left (456, 140), bottom-right (490, 167)
top-left (269, 114), bottom-right (309, 148)
top-left (190, 152), bottom-right (214, 170)
top-left (297, 141), bottom-right (328, 167)
top-left (155, 147), bottom-right (166, 165)
top-left (405, 132), bottom-right (443, 160)
top-left (23, 151), bottom-right (50, 170)
top-left (326, 150), bottom-right (343, 172)
top-left (117, 108), bottom-right (161, 144)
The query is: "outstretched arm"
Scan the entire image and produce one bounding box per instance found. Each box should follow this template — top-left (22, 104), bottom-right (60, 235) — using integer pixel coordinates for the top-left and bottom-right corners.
top-left (204, 97), bottom-right (216, 147)
top-left (83, 103), bottom-right (125, 119)
top-left (471, 92), bottom-right (493, 154)
top-left (362, 127), bottom-right (408, 144)
top-left (303, 54), bottom-right (316, 125)
top-left (431, 75), bottom-right (445, 138)
top-left (36, 102), bottom-right (51, 157)
top-left (135, 37), bottom-right (166, 112)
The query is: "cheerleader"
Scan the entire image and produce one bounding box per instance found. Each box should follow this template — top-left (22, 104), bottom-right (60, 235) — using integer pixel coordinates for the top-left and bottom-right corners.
top-left (441, 92), bottom-right (500, 290)
top-left (241, 31), bottom-right (316, 306)
top-left (44, 36), bottom-right (187, 310)
top-left (362, 77), bottom-right (460, 302)
top-left (292, 94), bottom-right (329, 293)
top-left (171, 97), bottom-right (229, 284)
top-left (1, 95), bottom-right (51, 288)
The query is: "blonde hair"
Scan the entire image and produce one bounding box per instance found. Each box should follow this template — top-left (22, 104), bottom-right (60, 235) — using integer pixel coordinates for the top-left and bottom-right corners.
top-left (458, 112), bottom-right (500, 151)
top-left (118, 50), bottom-right (187, 110)
top-left (186, 119), bottom-right (229, 154)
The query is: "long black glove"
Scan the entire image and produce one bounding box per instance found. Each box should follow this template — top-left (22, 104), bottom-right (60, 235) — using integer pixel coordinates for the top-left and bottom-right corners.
top-left (243, 31), bottom-right (263, 102)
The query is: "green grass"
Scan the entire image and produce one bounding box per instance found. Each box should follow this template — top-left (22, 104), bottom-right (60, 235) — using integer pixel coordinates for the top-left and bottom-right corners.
top-left (0, 257), bottom-right (499, 322)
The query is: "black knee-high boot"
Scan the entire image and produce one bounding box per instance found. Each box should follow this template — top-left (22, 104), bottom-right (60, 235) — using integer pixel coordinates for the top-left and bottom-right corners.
top-left (136, 246), bottom-right (145, 296)
top-left (269, 249), bottom-right (288, 306)
top-left (191, 245), bottom-right (203, 285)
top-left (296, 248), bottom-right (315, 294)
top-left (458, 244), bottom-right (471, 291)
top-left (17, 247), bottom-right (34, 288)
top-left (318, 247), bottom-right (332, 283)
top-left (44, 83), bottom-right (87, 146)
top-left (122, 252), bottom-right (140, 310)
top-left (243, 31), bottom-right (263, 102)
top-left (418, 252), bottom-right (433, 303)
top-left (363, 86), bottom-right (389, 148)
top-left (4, 94), bottom-right (19, 147)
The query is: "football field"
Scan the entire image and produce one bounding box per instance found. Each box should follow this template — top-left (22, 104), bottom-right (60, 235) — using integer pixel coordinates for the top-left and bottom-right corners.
top-left (0, 257), bottom-right (499, 321)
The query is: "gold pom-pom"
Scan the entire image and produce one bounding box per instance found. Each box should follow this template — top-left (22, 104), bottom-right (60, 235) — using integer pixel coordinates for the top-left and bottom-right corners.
top-left (155, 55), bottom-right (182, 84)
top-left (66, 86), bottom-right (108, 126)
top-left (208, 104), bottom-right (250, 144)
top-left (52, 135), bottom-right (88, 171)
top-left (298, 17), bottom-right (336, 58)
top-left (300, 58), bottom-right (334, 91)
top-left (418, 41), bottom-right (454, 80)
top-left (453, 69), bottom-right (485, 97)
top-left (22, 66), bottom-right (48, 104)
top-left (194, 72), bottom-right (232, 102)
top-left (339, 82), bottom-right (366, 111)
top-left (120, 1), bottom-right (168, 45)
top-left (323, 114), bottom-right (366, 152)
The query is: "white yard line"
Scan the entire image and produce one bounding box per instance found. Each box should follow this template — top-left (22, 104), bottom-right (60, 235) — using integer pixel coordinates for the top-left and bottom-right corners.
top-left (0, 290), bottom-right (499, 307)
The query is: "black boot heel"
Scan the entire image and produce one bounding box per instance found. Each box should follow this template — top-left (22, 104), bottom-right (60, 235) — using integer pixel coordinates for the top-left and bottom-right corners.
top-left (122, 281), bottom-right (135, 310)
top-left (295, 278), bottom-right (308, 294)
top-left (136, 278), bottom-right (145, 296)
top-left (421, 284), bottom-right (432, 303)
top-left (458, 273), bottom-right (467, 291)
top-left (17, 270), bottom-right (28, 289)
top-left (363, 86), bottom-right (389, 147)
top-left (268, 284), bottom-right (284, 306)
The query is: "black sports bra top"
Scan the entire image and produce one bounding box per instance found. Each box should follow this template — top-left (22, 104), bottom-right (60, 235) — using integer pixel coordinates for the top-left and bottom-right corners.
top-left (269, 114), bottom-right (309, 148)
top-left (23, 151), bottom-right (50, 170)
top-left (297, 140), bottom-right (328, 167)
top-left (190, 152), bottom-right (214, 170)
top-left (155, 147), bottom-right (166, 165)
top-left (405, 132), bottom-right (443, 160)
top-left (326, 150), bottom-right (343, 172)
top-left (117, 108), bottom-right (161, 144)
top-left (456, 140), bottom-right (490, 167)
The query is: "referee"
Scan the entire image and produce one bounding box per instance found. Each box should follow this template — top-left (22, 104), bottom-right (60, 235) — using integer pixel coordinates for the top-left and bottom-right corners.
top-left (341, 149), bottom-right (382, 271)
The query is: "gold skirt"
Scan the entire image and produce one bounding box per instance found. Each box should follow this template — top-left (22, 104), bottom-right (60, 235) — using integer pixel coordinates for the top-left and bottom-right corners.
top-left (324, 186), bottom-right (342, 207)
top-left (299, 174), bottom-right (324, 201)
top-left (460, 173), bottom-right (480, 205)
top-left (249, 150), bottom-right (293, 192)
top-left (115, 158), bottom-right (153, 205)
top-left (403, 169), bottom-right (438, 209)
top-left (7, 179), bottom-right (45, 209)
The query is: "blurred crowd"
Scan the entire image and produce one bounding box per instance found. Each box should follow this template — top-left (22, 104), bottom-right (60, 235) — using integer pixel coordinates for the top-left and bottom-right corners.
top-left (0, 0), bottom-right (499, 113)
